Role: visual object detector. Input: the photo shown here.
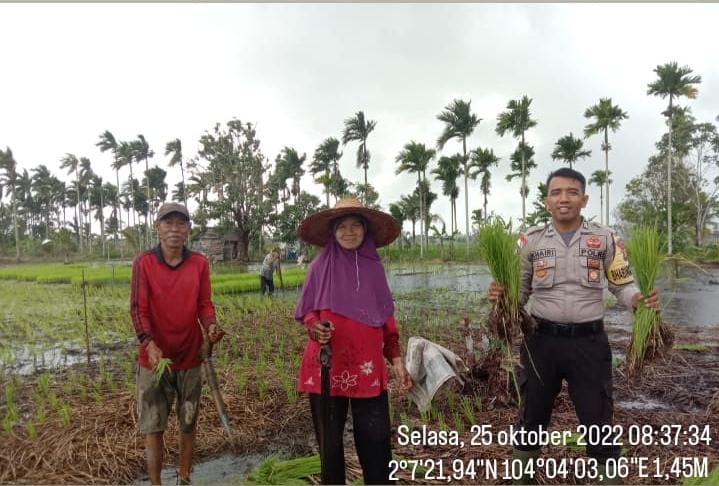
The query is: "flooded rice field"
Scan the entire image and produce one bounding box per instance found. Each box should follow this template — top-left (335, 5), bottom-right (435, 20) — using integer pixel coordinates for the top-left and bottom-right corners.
top-left (0, 262), bottom-right (717, 484)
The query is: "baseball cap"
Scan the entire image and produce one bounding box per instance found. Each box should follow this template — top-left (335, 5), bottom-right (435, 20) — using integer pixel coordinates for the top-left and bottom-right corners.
top-left (156, 202), bottom-right (190, 222)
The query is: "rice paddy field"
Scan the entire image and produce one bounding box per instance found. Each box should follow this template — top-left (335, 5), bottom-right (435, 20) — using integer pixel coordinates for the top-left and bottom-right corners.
top-left (0, 261), bottom-right (717, 484)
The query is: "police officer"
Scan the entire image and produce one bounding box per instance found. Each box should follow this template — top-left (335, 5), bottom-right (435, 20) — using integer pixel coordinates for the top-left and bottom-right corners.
top-left (489, 168), bottom-right (660, 484)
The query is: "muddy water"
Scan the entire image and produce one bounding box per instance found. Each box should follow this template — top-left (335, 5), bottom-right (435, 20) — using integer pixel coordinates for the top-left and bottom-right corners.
top-left (386, 263), bottom-right (719, 327)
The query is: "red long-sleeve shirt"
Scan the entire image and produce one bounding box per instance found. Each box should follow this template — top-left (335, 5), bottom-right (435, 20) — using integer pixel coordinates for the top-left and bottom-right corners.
top-left (297, 310), bottom-right (402, 398)
top-left (130, 247), bottom-right (216, 370)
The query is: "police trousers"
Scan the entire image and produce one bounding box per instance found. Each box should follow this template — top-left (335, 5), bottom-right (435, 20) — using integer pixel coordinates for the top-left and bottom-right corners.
top-left (516, 329), bottom-right (621, 462)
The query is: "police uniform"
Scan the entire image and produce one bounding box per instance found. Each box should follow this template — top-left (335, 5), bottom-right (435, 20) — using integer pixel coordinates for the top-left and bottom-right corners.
top-left (515, 218), bottom-right (638, 463)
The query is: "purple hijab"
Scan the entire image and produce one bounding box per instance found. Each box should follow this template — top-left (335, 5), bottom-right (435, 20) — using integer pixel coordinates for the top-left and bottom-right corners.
top-left (294, 216), bottom-right (394, 327)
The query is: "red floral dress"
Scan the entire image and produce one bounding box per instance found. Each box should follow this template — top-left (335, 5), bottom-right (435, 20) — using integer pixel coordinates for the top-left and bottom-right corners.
top-left (297, 310), bottom-right (401, 398)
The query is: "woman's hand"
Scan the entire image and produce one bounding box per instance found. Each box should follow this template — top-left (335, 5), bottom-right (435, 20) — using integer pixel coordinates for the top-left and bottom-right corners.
top-left (391, 357), bottom-right (413, 395)
top-left (311, 320), bottom-right (335, 344)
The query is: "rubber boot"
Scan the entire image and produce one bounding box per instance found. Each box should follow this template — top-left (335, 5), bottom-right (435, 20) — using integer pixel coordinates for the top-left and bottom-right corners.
top-left (511, 448), bottom-right (540, 485)
top-left (597, 461), bottom-right (623, 485)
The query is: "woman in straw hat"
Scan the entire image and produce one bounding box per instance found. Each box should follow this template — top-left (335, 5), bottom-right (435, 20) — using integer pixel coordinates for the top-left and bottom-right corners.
top-left (295, 196), bottom-right (413, 484)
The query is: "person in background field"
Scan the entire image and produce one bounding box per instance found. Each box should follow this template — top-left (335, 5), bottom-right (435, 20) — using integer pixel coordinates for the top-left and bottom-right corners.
top-left (130, 202), bottom-right (224, 485)
top-left (488, 168), bottom-right (660, 485)
top-left (259, 247), bottom-right (282, 296)
top-left (294, 196), bottom-right (413, 485)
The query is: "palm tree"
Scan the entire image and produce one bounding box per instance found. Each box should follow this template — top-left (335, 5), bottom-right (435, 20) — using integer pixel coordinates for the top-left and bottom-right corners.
top-left (496, 95), bottom-right (537, 225)
top-left (431, 154), bottom-right (462, 237)
top-left (31, 165), bottom-right (55, 239)
top-left (96, 130), bottom-right (122, 236)
top-left (388, 201), bottom-right (406, 248)
top-left (396, 141), bottom-right (436, 257)
top-left (588, 170), bottom-right (612, 225)
top-left (647, 62), bottom-right (702, 255)
top-left (115, 141), bottom-right (136, 229)
top-left (551, 133), bottom-right (591, 170)
top-left (79, 157), bottom-right (94, 248)
top-left (132, 135), bottom-right (154, 247)
top-left (342, 111), bottom-right (377, 194)
top-left (437, 99), bottom-right (481, 252)
top-left (583, 98), bottom-right (628, 228)
top-left (165, 138), bottom-right (187, 207)
top-left (469, 147), bottom-right (500, 225)
top-left (0, 147), bottom-right (21, 259)
top-left (311, 137), bottom-right (342, 207)
top-left (60, 153), bottom-right (82, 249)
top-left (276, 147), bottom-right (306, 204)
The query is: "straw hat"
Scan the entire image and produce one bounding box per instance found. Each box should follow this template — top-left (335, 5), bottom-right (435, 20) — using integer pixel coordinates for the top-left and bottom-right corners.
top-left (297, 196), bottom-right (401, 248)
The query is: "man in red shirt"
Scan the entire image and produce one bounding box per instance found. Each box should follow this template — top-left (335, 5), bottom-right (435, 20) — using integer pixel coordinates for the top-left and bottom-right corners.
top-left (131, 202), bottom-right (223, 485)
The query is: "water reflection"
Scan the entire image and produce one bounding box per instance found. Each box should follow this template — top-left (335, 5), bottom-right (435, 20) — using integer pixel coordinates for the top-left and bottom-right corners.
top-left (385, 263), bottom-right (718, 327)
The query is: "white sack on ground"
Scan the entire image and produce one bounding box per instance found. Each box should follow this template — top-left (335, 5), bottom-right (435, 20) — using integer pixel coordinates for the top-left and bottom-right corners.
top-left (405, 336), bottom-right (469, 413)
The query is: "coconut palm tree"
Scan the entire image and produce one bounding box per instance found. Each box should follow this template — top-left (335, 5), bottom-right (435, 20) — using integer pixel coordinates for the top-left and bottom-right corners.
top-left (59, 153), bottom-right (82, 249)
top-left (0, 147), bottom-right (21, 259)
top-left (276, 147), bottom-right (306, 204)
top-left (96, 130), bottom-right (122, 235)
top-left (115, 141), bottom-right (136, 230)
top-left (165, 138), bottom-right (187, 207)
top-left (342, 111), bottom-right (377, 195)
top-left (431, 154), bottom-right (462, 237)
top-left (589, 170), bottom-right (612, 225)
top-left (437, 99), bottom-right (481, 251)
top-left (583, 98), bottom-right (628, 228)
top-left (647, 62), bottom-right (702, 255)
top-left (31, 165), bottom-right (55, 239)
top-left (132, 135), bottom-right (154, 246)
top-left (396, 141), bottom-right (436, 257)
top-left (551, 133), bottom-right (592, 170)
top-left (496, 95), bottom-right (537, 225)
top-left (311, 137), bottom-right (343, 207)
top-left (469, 147), bottom-right (500, 225)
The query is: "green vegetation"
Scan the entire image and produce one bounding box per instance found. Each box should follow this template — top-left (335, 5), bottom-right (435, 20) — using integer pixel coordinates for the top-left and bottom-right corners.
top-left (626, 225), bottom-right (672, 371)
top-left (673, 343), bottom-right (708, 353)
top-left (245, 455), bottom-right (321, 485)
top-left (478, 218), bottom-right (520, 313)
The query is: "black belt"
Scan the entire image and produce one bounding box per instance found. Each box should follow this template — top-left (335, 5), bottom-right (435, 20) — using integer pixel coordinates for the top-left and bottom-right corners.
top-left (533, 316), bottom-right (604, 338)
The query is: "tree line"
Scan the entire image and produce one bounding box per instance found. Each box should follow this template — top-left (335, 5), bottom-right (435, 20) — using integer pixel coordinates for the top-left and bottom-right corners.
top-left (0, 61), bottom-right (717, 261)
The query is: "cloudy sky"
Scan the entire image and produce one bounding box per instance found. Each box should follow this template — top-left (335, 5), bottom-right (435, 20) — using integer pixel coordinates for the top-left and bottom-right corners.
top-left (1, 3), bottom-right (718, 233)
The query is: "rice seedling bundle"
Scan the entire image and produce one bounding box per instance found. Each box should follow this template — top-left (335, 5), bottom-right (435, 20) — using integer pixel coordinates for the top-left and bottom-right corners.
top-left (153, 358), bottom-right (173, 385)
top-left (245, 455), bottom-right (321, 485)
top-left (625, 225), bottom-right (673, 372)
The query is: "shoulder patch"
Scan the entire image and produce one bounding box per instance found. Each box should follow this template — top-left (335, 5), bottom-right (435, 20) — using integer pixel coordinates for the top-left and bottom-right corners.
top-left (607, 234), bottom-right (634, 285)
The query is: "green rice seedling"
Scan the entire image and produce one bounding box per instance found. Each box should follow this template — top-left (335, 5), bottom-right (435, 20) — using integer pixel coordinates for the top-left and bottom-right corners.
top-left (34, 403), bottom-right (46, 425)
top-left (436, 411), bottom-right (446, 431)
top-left (473, 393), bottom-right (482, 414)
top-left (400, 412), bottom-right (410, 427)
top-left (25, 421), bottom-right (38, 440)
top-left (245, 455), bottom-right (321, 485)
top-left (673, 343), bottom-right (707, 353)
top-left (460, 396), bottom-right (476, 425)
top-left (3, 404), bottom-right (18, 434)
top-left (626, 225), bottom-right (673, 372)
top-left (257, 378), bottom-right (268, 402)
top-left (453, 412), bottom-right (464, 435)
top-left (420, 407), bottom-right (431, 425)
top-left (59, 402), bottom-right (71, 427)
top-left (153, 357), bottom-right (173, 386)
top-left (478, 217), bottom-right (521, 318)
